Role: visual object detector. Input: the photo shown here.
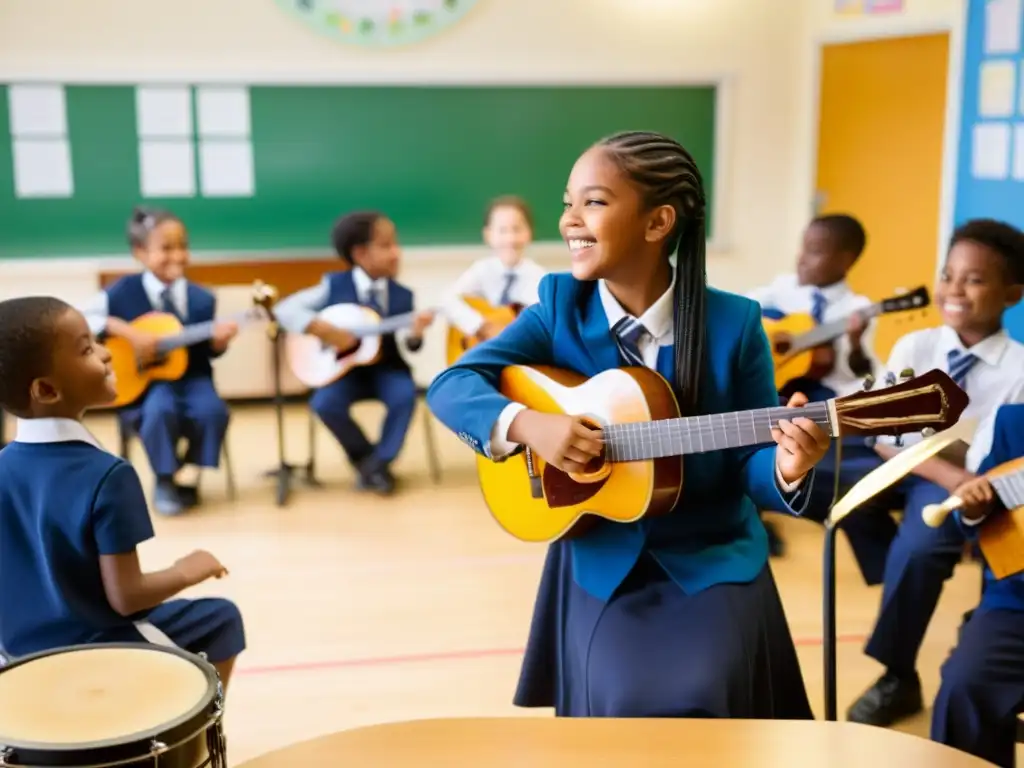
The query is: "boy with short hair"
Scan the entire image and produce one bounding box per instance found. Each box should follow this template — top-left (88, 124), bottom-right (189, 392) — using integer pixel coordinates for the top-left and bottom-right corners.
top-left (748, 213), bottom-right (880, 556)
top-left (930, 402), bottom-right (1024, 767)
top-left (0, 296), bottom-right (244, 689)
top-left (274, 210), bottom-right (434, 494)
top-left (847, 218), bottom-right (1024, 728)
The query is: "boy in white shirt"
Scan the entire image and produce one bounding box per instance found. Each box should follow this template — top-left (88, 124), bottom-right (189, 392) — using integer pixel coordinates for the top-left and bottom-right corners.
top-left (749, 214), bottom-right (880, 556)
top-left (442, 196), bottom-right (547, 342)
top-left (846, 218), bottom-right (1024, 729)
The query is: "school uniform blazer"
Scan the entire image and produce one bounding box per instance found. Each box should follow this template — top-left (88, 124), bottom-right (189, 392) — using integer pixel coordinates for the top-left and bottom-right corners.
top-left (955, 403), bottom-right (1024, 613)
top-left (427, 273), bottom-right (815, 601)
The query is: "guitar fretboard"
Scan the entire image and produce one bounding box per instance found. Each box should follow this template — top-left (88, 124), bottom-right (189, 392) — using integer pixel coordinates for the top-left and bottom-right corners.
top-left (992, 468), bottom-right (1024, 511)
top-left (603, 402), bottom-right (834, 463)
top-left (787, 306), bottom-right (881, 354)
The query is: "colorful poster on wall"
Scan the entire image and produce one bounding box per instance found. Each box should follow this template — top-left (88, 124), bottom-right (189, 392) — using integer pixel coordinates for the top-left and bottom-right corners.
top-left (275, 0), bottom-right (481, 47)
top-left (835, 0), bottom-right (905, 14)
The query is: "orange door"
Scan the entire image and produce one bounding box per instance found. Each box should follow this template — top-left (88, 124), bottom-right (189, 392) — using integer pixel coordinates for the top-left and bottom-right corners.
top-left (815, 33), bottom-right (949, 361)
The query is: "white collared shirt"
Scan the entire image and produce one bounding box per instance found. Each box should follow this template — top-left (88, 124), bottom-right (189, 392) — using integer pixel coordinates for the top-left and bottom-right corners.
top-left (442, 255), bottom-right (548, 335)
top-left (880, 325), bottom-right (1024, 471)
top-left (747, 274), bottom-right (879, 397)
top-left (274, 266), bottom-right (388, 335)
top-left (487, 278), bottom-right (802, 490)
top-left (14, 416), bottom-right (107, 451)
top-left (79, 271), bottom-right (188, 337)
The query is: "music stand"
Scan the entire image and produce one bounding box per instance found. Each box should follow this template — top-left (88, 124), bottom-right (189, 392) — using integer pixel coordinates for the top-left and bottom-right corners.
top-left (820, 417), bottom-right (978, 720)
top-left (261, 315), bottom-right (322, 507)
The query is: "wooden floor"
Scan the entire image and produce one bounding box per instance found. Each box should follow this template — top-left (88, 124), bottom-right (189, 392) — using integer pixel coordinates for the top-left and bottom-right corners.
top-left (68, 402), bottom-right (1013, 765)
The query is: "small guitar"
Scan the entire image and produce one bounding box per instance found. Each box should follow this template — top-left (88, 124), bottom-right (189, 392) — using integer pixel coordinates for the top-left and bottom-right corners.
top-left (923, 458), bottom-right (1024, 579)
top-left (476, 365), bottom-right (968, 543)
top-left (103, 281), bottom-right (277, 409)
top-left (285, 302), bottom-right (431, 388)
top-left (445, 296), bottom-right (524, 366)
top-left (764, 286), bottom-right (930, 391)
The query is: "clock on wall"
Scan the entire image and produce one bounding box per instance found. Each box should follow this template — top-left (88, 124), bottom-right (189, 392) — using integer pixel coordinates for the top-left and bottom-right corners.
top-left (276, 0), bottom-right (482, 47)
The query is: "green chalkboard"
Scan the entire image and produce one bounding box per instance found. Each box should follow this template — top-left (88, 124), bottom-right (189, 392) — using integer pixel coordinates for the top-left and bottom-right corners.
top-left (0, 84), bottom-right (716, 259)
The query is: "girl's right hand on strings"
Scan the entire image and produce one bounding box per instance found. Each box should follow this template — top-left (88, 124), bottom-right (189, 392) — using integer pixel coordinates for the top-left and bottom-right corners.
top-left (508, 410), bottom-right (603, 473)
top-left (128, 331), bottom-right (161, 364)
top-left (175, 550), bottom-right (229, 587)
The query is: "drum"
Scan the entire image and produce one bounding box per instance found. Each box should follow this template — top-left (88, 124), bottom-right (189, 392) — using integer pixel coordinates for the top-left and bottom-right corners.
top-left (0, 644), bottom-right (226, 768)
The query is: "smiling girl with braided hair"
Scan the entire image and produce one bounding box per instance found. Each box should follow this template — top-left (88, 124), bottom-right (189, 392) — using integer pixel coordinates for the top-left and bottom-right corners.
top-left (427, 131), bottom-right (827, 718)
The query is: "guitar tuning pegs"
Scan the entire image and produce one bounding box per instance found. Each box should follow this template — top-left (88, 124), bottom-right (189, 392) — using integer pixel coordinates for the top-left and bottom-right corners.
top-left (893, 434), bottom-right (904, 448)
top-left (921, 427), bottom-right (936, 438)
top-left (883, 371), bottom-right (897, 388)
top-left (900, 367), bottom-right (915, 380)
top-left (861, 374), bottom-right (875, 391)
top-left (863, 436), bottom-right (877, 448)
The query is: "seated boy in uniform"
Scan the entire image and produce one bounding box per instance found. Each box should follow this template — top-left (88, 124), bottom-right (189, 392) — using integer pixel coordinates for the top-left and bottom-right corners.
top-left (0, 296), bottom-right (244, 689)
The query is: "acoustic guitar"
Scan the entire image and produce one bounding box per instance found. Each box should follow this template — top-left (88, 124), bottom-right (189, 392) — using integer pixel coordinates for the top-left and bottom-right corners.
top-left (764, 286), bottom-right (930, 391)
top-left (285, 302), bottom-right (430, 388)
top-left (103, 281), bottom-right (277, 409)
top-left (445, 296), bottom-right (523, 366)
top-left (476, 365), bottom-right (968, 543)
top-left (922, 458), bottom-right (1024, 579)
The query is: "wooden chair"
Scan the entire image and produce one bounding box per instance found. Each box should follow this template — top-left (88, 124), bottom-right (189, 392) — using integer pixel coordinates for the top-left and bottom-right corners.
top-left (116, 413), bottom-right (237, 500)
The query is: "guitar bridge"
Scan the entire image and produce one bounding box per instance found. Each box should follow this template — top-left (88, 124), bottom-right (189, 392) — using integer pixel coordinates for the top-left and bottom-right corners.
top-left (524, 447), bottom-right (544, 499)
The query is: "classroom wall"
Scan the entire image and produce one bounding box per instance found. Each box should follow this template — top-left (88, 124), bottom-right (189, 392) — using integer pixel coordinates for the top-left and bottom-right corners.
top-left (0, 0), bottom-right (966, 387)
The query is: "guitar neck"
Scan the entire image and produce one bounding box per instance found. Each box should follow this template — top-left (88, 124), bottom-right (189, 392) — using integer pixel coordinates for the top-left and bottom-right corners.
top-left (787, 304), bottom-right (882, 353)
top-left (155, 310), bottom-right (256, 354)
top-left (991, 468), bottom-right (1024, 511)
top-left (603, 401), bottom-right (834, 462)
top-left (346, 306), bottom-right (441, 339)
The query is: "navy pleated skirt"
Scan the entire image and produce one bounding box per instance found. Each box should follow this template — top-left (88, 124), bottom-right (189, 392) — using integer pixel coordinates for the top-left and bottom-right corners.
top-left (514, 542), bottom-right (814, 719)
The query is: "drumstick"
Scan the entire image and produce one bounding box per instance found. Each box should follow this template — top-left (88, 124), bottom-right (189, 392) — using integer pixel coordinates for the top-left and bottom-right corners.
top-left (922, 496), bottom-right (963, 528)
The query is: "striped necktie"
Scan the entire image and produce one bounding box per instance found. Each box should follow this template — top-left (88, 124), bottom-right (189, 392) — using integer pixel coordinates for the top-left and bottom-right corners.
top-left (365, 283), bottom-right (385, 315)
top-left (498, 272), bottom-right (517, 306)
top-left (160, 288), bottom-right (184, 322)
top-left (811, 289), bottom-right (826, 325)
top-left (947, 349), bottom-right (979, 388)
top-left (611, 316), bottom-right (648, 368)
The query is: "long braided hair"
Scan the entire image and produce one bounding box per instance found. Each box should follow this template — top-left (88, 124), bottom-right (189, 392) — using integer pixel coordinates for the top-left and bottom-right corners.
top-left (596, 131), bottom-right (708, 415)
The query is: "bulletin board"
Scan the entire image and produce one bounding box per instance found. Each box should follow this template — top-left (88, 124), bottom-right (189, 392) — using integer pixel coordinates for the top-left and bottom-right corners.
top-left (953, 0), bottom-right (1024, 339)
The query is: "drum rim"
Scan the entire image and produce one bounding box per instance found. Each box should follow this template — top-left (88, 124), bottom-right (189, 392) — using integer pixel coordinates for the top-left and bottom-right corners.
top-left (0, 643), bottom-right (220, 755)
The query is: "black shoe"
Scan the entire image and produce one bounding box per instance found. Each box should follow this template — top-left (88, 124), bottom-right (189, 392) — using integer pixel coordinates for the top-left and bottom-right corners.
top-left (356, 459), bottom-right (395, 495)
top-left (176, 484), bottom-right (200, 508)
top-left (846, 671), bottom-right (923, 726)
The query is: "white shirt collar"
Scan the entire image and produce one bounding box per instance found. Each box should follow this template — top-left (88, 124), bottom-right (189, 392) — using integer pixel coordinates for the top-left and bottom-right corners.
top-left (351, 266), bottom-right (388, 294)
top-left (141, 270), bottom-right (187, 312)
top-left (938, 325), bottom-right (1009, 367)
top-left (597, 276), bottom-right (675, 342)
top-left (14, 417), bottom-right (105, 451)
top-left (813, 279), bottom-right (852, 302)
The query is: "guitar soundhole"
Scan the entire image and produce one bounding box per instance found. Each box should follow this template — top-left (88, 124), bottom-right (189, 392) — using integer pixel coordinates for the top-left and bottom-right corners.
top-left (773, 337), bottom-right (792, 355)
top-left (327, 339), bottom-right (361, 360)
top-left (542, 460), bottom-right (609, 508)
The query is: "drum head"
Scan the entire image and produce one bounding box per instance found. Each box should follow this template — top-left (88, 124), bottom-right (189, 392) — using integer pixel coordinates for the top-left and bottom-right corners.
top-left (0, 644), bottom-right (219, 766)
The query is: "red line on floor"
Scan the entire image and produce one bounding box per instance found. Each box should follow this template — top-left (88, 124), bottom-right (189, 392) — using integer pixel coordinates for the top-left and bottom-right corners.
top-left (237, 633), bottom-right (867, 678)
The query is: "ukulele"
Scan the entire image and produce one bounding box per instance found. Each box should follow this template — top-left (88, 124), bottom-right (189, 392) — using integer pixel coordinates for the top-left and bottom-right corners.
top-left (764, 286), bottom-right (930, 391)
top-left (103, 281), bottom-right (277, 409)
top-left (923, 458), bottom-right (1024, 579)
top-left (285, 302), bottom-right (435, 388)
top-left (445, 296), bottom-right (524, 366)
top-left (475, 365), bottom-right (967, 543)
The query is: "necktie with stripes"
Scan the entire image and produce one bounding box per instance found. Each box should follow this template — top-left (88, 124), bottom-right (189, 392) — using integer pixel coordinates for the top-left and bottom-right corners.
top-left (811, 290), bottom-right (826, 325)
top-left (611, 316), bottom-right (648, 367)
top-left (498, 272), bottom-right (517, 306)
top-left (160, 288), bottom-right (184, 322)
top-left (946, 349), bottom-right (979, 388)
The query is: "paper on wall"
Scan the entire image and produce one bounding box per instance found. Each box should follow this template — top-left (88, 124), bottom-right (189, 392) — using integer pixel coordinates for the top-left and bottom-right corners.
top-left (139, 139), bottom-right (196, 197)
top-left (986, 0), bottom-right (1022, 55)
top-left (972, 122), bottom-right (1011, 179)
top-left (12, 138), bottom-right (73, 198)
top-left (980, 60), bottom-right (1016, 117)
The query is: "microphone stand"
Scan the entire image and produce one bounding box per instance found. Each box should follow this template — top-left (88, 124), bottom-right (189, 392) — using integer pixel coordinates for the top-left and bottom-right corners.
top-left (262, 316), bottom-right (321, 506)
